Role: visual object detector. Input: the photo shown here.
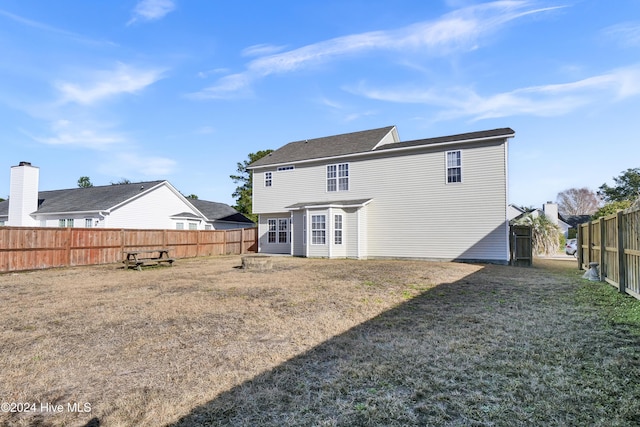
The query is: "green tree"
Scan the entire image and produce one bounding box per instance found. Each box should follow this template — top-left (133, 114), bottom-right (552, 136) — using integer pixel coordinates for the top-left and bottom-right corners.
top-left (185, 194), bottom-right (198, 199)
top-left (598, 168), bottom-right (640, 203)
top-left (515, 213), bottom-right (561, 256)
top-left (111, 178), bottom-right (131, 185)
top-left (591, 200), bottom-right (632, 219)
top-left (77, 176), bottom-right (94, 188)
top-left (230, 149), bottom-right (273, 222)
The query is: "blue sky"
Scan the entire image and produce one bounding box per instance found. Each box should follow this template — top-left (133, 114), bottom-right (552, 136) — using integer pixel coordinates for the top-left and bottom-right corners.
top-left (1, 0), bottom-right (639, 210)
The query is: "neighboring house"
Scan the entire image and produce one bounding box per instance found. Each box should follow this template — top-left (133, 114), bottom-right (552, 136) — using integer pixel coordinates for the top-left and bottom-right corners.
top-left (509, 202), bottom-right (572, 237)
top-left (0, 162), bottom-right (254, 230)
top-left (248, 126), bottom-right (516, 263)
top-left (559, 214), bottom-right (591, 230)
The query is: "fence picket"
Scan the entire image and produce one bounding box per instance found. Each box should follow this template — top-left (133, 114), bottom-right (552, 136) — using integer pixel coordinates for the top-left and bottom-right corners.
top-left (0, 227), bottom-right (257, 273)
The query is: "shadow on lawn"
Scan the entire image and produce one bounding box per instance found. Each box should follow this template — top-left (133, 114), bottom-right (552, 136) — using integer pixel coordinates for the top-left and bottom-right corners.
top-left (167, 263), bottom-right (640, 426)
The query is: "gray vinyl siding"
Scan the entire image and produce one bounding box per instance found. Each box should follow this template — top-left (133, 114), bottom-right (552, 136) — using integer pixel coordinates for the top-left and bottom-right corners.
top-left (258, 213), bottom-right (291, 254)
top-left (292, 211), bottom-right (305, 256)
top-left (253, 139), bottom-right (508, 262)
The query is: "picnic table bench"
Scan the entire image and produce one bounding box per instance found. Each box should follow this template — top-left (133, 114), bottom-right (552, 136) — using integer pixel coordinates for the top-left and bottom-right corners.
top-left (123, 249), bottom-right (175, 271)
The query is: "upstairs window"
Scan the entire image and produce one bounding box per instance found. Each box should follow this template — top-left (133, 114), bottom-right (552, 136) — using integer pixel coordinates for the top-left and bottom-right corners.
top-left (446, 151), bottom-right (462, 183)
top-left (265, 172), bottom-right (272, 187)
top-left (327, 163), bottom-right (349, 192)
top-left (277, 166), bottom-right (295, 171)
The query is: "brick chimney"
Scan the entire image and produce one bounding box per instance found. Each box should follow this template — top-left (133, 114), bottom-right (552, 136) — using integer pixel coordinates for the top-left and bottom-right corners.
top-left (8, 162), bottom-right (39, 226)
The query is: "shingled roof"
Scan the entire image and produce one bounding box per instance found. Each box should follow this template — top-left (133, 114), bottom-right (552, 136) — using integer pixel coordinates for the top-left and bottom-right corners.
top-left (0, 181), bottom-right (252, 224)
top-left (249, 126), bottom-right (515, 168)
top-left (189, 199), bottom-right (254, 223)
top-left (0, 180), bottom-right (166, 216)
top-left (249, 126), bottom-right (396, 167)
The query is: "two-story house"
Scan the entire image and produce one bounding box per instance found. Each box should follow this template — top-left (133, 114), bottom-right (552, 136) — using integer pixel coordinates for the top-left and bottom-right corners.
top-left (248, 126), bottom-right (515, 263)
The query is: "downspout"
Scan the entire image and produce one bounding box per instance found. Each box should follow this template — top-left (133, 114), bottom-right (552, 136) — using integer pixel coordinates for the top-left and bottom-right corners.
top-left (504, 140), bottom-right (510, 263)
top-left (305, 208), bottom-right (309, 258)
top-left (290, 211), bottom-right (294, 256)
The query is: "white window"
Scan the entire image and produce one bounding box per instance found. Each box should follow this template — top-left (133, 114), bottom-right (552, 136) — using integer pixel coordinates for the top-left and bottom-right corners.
top-left (278, 218), bottom-right (288, 243)
top-left (334, 214), bottom-right (343, 245)
top-left (311, 215), bottom-right (326, 245)
top-left (0, 221), bottom-right (5, 226)
top-left (277, 166), bottom-right (294, 171)
top-left (205, 225), bottom-right (212, 230)
top-left (189, 223), bottom-right (198, 230)
top-left (303, 215), bottom-right (306, 245)
top-left (265, 172), bottom-right (272, 187)
top-left (327, 164), bottom-right (349, 192)
top-left (85, 218), bottom-right (93, 228)
top-left (268, 219), bottom-right (277, 243)
top-left (59, 219), bottom-right (74, 228)
top-left (176, 222), bottom-right (184, 230)
top-left (446, 151), bottom-right (462, 183)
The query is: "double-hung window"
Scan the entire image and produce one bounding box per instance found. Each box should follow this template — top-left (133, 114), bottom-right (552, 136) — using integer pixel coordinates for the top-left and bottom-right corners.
top-left (278, 219), bottom-right (288, 243)
top-left (265, 172), bottom-right (272, 187)
top-left (327, 163), bottom-right (349, 192)
top-left (446, 150), bottom-right (462, 183)
top-left (311, 215), bottom-right (326, 245)
top-left (268, 219), bottom-right (277, 243)
top-left (268, 218), bottom-right (288, 243)
top-left (334, 214), bottom-right (343, 245)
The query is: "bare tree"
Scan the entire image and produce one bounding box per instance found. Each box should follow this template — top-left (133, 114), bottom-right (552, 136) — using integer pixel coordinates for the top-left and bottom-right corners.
top-left (556, 187), bottom-right (600, 216)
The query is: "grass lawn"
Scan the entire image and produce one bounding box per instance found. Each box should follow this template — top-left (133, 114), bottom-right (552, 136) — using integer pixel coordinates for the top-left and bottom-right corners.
top-left (0, 256), bottom-right (639, 426)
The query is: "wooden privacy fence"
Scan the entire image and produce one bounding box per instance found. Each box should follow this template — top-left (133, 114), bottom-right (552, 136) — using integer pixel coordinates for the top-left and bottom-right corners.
top-left (0, 226), bottom-right (258, 273)
top-left (509, 225), bottom-right (533, 267)
top-left (578, 207), bottom-right (640, 300)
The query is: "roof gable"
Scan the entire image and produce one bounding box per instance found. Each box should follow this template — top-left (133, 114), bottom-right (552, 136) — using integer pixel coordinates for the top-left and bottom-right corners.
top-left (249, 126), bottom-right (397, 168)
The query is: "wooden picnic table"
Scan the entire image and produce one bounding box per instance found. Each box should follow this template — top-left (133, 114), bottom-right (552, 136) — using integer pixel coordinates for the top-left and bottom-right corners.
top-left (123, 249), bottom-right (175, 271)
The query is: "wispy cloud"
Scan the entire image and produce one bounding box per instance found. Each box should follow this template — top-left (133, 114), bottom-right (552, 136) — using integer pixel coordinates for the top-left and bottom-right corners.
top-left (0, 8), bottom-right (115, 46)
top-left (241, 44), bottom-right (287, 57)
top-left (128, 0), bottom-right (176, 25)
top-left (190, 1), bottom-right (564, 99)
top-left (99, 153), bottom-right (177, 177)
top-left (56, 63), bottom-right (165, 105)
top-left (26, 119), bottom-right (126, 150)
top-left (349, 64), bottom-right (640, 121)
top-left (602, 21), bottom-right (640, 48)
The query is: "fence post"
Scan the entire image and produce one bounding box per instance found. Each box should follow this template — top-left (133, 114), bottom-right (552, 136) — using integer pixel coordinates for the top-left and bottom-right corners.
top-left (618, 211), bottom-right (626, 294)
top-left (577, 225), bottom-right (583, 270)
top-left (600, 220), bottom-right (606, 282)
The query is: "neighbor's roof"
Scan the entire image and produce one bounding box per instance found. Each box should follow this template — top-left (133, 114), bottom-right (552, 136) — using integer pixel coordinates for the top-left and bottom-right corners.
top-left (560, 214), bottom-right (592, 228)
top-left (0, 181), bottom-right (253, 224)
top-left (0, 180), bottom-right (166, 215)
top-left (189, 199), bottom-right (254, 223)
top-left (249, 126), bottom-right (515, 168)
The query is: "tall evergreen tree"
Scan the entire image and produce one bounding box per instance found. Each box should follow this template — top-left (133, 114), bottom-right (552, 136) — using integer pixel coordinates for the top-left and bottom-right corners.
top-left (230, 150), bottom-right (273, 222)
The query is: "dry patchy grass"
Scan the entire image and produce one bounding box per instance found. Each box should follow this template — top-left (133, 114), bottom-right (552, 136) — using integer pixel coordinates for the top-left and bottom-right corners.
top-left (0, 256), bottom-right (638, 426)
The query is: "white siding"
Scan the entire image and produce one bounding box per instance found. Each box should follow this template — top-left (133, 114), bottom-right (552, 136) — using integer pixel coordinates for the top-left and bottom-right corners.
top-left (253, 139), bottom-right (509, 262)
top-left (105, 184), bottom-right (201, 229)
